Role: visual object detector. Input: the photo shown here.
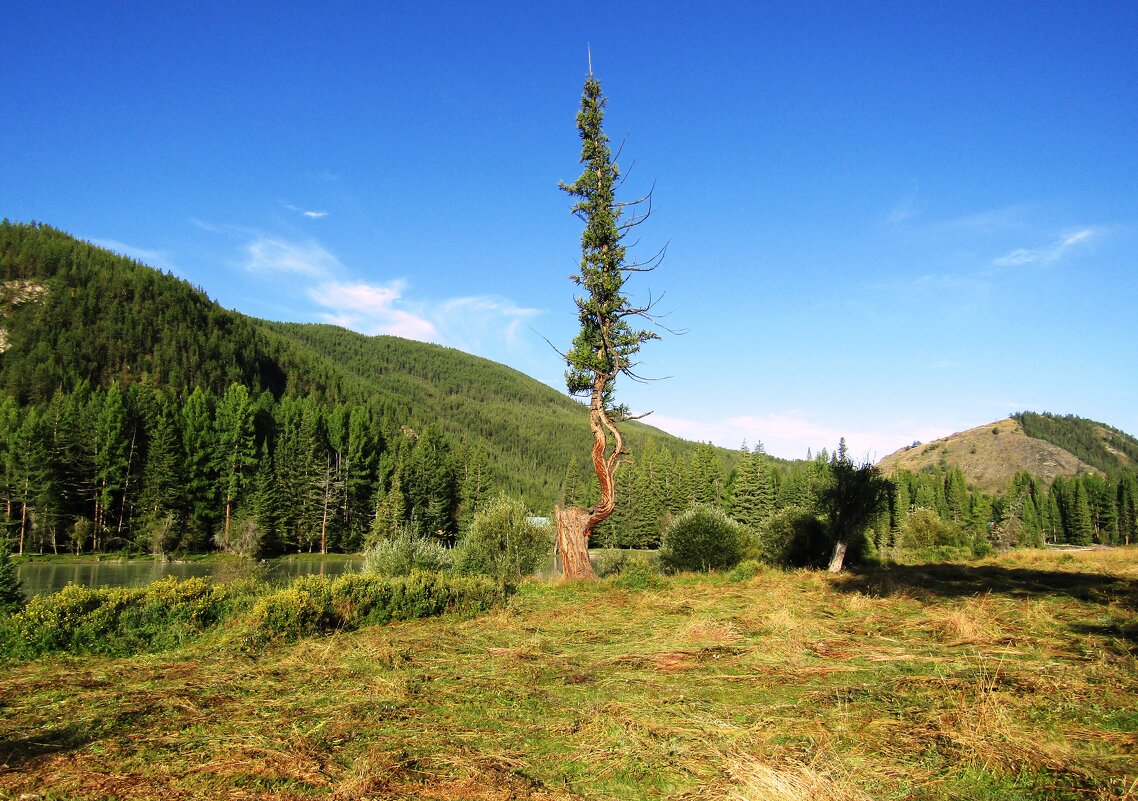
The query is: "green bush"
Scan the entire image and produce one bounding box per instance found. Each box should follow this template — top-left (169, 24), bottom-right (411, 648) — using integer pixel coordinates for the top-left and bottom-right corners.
top-left (659, 504), bottom-right (750, 573)
top-left (608, 555), bottom-right (664, 590)
top-left (246, 572), bottom-right (505, 645)
top-left (245, 574), bottom-right (337, 644)
top-left (728, 558), bottom-right (763, 582)
top-left (593, 549), bottom-right (660, 579)
top-left (898, 507), bottom-right (968, 549)
top-left (3, 576), bottom-right (239, 658)
top-left (453, 494), bottom-right (551, 585)
top-left (758, 506), bottom-right (829, 567)
top-left (362, 532), bottom-right (453, 577)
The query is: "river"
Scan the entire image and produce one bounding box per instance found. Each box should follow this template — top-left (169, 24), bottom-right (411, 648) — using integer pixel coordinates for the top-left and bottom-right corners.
top-left (14, 554), bottom-right (363, 598)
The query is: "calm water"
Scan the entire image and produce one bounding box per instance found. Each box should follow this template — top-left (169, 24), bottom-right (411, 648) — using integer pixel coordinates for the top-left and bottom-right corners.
top-left (15, 554), bottom-right (362, 598)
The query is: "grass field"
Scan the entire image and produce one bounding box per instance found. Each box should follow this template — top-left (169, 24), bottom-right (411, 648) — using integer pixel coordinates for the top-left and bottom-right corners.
top-left (1, 548), bottom-right (1135, 800)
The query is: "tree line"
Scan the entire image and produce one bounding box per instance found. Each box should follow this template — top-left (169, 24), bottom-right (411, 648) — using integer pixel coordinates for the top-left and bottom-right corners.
top-left (0, 382), bottom-right (492, 556)
top-left (574, 440), bottom-right (1138, 558)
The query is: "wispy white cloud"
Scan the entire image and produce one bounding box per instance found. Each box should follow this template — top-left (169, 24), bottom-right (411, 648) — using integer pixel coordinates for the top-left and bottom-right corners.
top-left (307, 280), bottom-right (544, 353)
top-left (282, 202), bottom-right (329, 219)
top-left (993, 227), bottom-right (1096, 266)
top-left (436, 296), bottom-right (542, 349)
top-left (308, 280), bottom-right (439, 341)
top-left (886, 195), bottom-right (920, 225)
top-left (648, 410), bottom-right (954, 463)
top-left (231, 230), bottom-right (545, 362)
top-left (244, 236), bottom-right (342, 278)
top-left (91, 239), bottom-right (175, 271)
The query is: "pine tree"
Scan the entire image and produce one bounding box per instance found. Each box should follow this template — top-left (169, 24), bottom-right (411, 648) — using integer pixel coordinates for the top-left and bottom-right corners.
top-left (137, 397), bottom-right (185, 553)
top-left (730, 445), bottom-right (762, 529)
top-left (1118, 473), bottom-right (1138, 545)
top-left (1070, 480), bottom-right (1095, 545)
top-left (181, 387), bottom-right (218, 548)
top-left (554, 62), bottom-right (664, 579)
top-left (0, 536), bottom-right (24, 613)
top-left (819, 442), bottom-right (889, 572)
top-left (214, 383), bottom-right (257, 541)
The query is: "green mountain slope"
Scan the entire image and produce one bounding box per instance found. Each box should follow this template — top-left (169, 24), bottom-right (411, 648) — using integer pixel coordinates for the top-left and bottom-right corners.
top-left (262, 322), bottom-right (697, 500)
top-left (1013, 412), bottom-right (1138, 476)
top-left (0, 221), bottom-right (696, 505)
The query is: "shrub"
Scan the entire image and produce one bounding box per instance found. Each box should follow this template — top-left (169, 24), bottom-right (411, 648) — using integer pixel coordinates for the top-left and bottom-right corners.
top-left (4, 576), bottom-right (238, 658)
top-left (246, 574), bottom-right (337, 644)
top-left (362, 531), bottom-right (453, 577)
top-left (453, 494), bottom-right (551, 585)
top-left (659, 504), bottom-right (750, 573)
top-left (608, 555), bottom-right (664, 590)
top-left (594, 549), bottom-right (660, 579)
top-left (728, 558), bottom-right (763, 582)
top-left (898, 507), bottom-right (967, 549)
top-left (246, 572), bottom-right (504, 644)
top-left (758, 506), bottom-right (829, 568)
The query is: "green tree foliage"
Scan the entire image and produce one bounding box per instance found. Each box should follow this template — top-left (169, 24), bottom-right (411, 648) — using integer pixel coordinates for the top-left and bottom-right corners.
top-left (1015, 412), bottom-right (1138, 475)
top-left (0, 537), bottom-right (24, 613)
top-left (454, 494), bottom-right (551, 586)
top-left (554, 66), bottom-right (665, 579)
top-left (0, 221), bottom-right (705, 523)
top-left (818, 440), bottom-right (890, 572)
top-left (659, 504), bottom-right (750, 573)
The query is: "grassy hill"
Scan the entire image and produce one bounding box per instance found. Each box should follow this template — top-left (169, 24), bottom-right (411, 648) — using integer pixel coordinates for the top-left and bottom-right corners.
top-left (2, 547), bottom-right (1135, 799)
top-left (878, 413), bottom-right (1138, 495)
top-left (263, 322), bottom-right (699, 501)
top-left (877, 417), bottom-right (1096, 494)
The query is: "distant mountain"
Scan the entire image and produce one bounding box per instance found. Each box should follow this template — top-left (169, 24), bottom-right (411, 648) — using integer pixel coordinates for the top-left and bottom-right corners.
top-left (877, 414), bottom-right (1138, 494)
top-left (0, 221), bottom-right (699, 506)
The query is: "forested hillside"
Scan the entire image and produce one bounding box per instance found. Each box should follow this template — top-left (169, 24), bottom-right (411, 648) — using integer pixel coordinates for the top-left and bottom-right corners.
top-left (1014, 411), bottom-right (1138, 475)
top-left (0, 221), bottom-right (719, 556)
top-left (877, 416), bottom-right (1138, 549)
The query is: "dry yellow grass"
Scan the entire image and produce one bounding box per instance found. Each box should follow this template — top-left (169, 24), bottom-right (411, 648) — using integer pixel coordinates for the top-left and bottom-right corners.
top-left (1, 548), bottom-right (1135, 800)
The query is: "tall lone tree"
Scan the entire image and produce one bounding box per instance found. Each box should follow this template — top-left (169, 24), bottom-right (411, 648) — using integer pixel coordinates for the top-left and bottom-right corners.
top-left (556, 64), bottom-right (664, 579)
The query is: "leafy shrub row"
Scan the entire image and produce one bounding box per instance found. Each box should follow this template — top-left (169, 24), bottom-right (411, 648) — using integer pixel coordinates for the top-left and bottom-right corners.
top-left (0, 576), bottom-right (245, 658)
top-left (245, 572), bottom-right (505, 645)
top-left (0, 569), bottom-right (507, 658)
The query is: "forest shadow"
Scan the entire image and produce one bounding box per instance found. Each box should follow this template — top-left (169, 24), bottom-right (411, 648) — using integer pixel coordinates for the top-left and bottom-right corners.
top-left (831, 561), bottom-right (1138, 613)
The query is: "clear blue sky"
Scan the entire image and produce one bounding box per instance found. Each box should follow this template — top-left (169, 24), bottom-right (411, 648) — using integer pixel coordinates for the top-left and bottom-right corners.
top-left (4, 2), bottom-right (1136, 460)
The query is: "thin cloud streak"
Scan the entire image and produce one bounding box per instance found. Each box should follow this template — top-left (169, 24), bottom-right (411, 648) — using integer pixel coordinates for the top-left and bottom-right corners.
top-left (994, 227), bottom-right (1096, 266)
top-left (306, 279), bottom-right (544, 357)
top-left (244, 236), bottom-right (342, 278)
top-left (283, 202), bottom-right (329, 219)
top-left (308, 280), bottom-right (439, 341)
top-left (90, 239), bottom-right (175, 271)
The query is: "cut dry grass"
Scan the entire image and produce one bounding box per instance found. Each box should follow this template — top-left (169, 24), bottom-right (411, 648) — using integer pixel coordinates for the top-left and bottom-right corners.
top-left (1, 547), bottom-right (1136, 800)
top-left (718, 751), bottom-right (873, 801)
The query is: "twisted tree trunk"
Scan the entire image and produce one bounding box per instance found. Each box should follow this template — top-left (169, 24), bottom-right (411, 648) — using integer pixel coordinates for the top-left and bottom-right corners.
top-left (556, 377), bottom-right (626, 580)
top-left (555, 505), bottom-right (594, 579)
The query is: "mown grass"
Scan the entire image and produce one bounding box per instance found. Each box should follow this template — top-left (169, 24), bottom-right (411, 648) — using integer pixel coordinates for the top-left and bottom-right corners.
top-left (1, 548), bottom-right (1135, 800)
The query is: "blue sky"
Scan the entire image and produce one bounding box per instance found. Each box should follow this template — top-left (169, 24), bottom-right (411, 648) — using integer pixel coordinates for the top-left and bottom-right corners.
top-left (4, 2), bottom-right (1136, 460)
